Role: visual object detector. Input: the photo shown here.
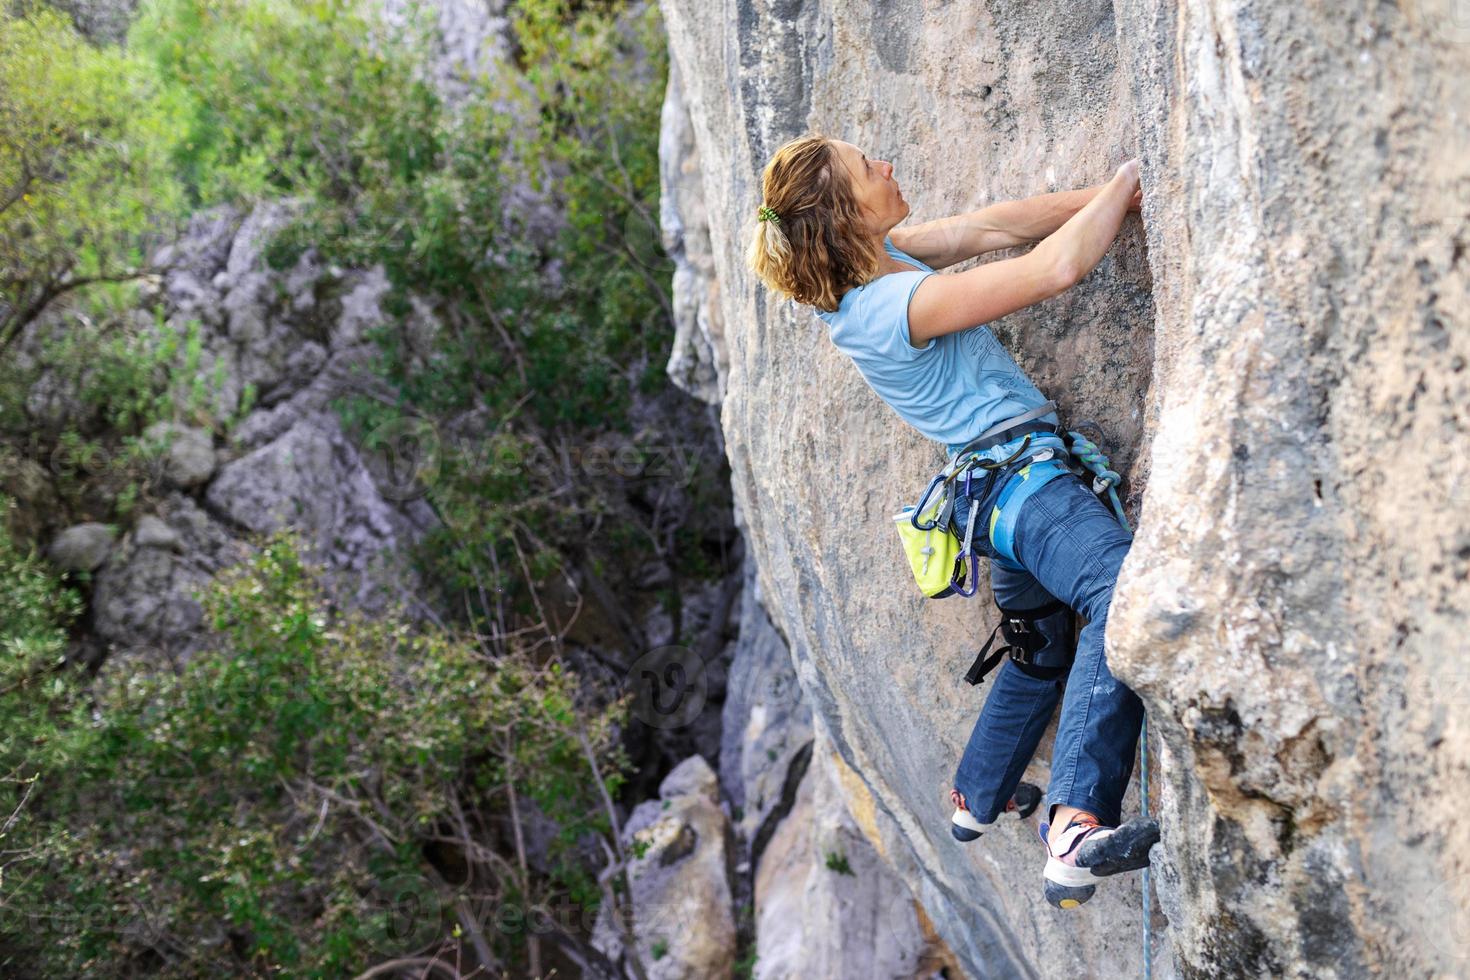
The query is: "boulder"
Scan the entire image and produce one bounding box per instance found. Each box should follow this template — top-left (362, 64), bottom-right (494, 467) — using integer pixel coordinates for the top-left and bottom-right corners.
top-left (47, 522), bottom-right (115, 572)
top-left (204, 412), bottom-right (430, 614)
top-left (133, 514), bottom-right (181, 552)
top-left (592, 753), bottom-right (739, 980)
top-left (93, 494), bottom-right (244, 664)
top-left (142, 422), bottom-right (216, 489)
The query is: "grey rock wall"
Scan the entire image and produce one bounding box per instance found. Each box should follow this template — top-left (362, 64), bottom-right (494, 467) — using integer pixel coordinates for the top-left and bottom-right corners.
top-left (658, 0), bottom-right (1469, 976)
top-left (85, 202), bottom-right (438, 667)
top-left (1110, 3), bottom-right (1470, 977)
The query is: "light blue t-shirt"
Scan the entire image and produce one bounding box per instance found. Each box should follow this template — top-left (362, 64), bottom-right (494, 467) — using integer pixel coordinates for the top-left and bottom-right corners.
top-left (816, 235), bottom-right (1063, 460)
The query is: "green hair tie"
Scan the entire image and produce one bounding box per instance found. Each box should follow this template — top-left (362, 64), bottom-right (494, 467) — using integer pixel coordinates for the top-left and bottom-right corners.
top-left (757, 204), bottom-right (781, 224)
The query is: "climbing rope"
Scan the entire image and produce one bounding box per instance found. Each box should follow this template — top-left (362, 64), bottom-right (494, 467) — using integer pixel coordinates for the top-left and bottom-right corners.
top-left (1066, 429), bottom-right (1131, 532)
top-left (1141, 712), bottom-right (1152, 980)
top-left (1068, 426), bottom-right (1149, 977)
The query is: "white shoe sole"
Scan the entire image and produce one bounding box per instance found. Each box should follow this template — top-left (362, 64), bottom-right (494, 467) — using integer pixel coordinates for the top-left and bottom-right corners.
top-left (1042, 827), bottom-right (1117, 887)
top-left (951, 807), bottom-right (987, 835)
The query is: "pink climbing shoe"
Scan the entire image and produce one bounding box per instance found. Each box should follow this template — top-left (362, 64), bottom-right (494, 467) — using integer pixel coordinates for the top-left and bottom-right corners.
top-left (1038, 812), bottom-right (1160, 909)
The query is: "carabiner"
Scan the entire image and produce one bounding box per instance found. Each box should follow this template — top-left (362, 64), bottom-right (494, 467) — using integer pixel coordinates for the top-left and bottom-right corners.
top-left (909, 471), bottom-right (948, 531)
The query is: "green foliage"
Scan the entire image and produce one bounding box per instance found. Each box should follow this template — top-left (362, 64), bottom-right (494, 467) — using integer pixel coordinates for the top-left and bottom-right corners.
top-left (0, 2), bottom-right (727, 974)
top-left (0, 8), bottom-right (223, 529)
top-left (650, 937), bottom-right (669, 961)
top-left (824, 851), bottom-right (855, 876)
top-left (130, 0), bottom-right (444, 211)
top-left (123, 0), bottom-right (713, 635)
top-left (0, 5), bottom-right (185, 352)
top-left (0, 530), bottom-right (633, 976)
top-left (734, 945), bottom-right (759, 979)
top-left (0, 306), bottom-right (228, 525)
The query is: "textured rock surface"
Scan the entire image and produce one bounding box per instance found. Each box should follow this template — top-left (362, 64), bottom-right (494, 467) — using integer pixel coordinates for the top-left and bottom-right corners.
top-left (89, 202), bottom-right (437, 664)
top-left (660, 54), bottom-right (727, 406)
top-left (93, 493), bottom-right (245, 664)
top-left (718, 551), bottom-right (811, 846)
top-left (46, 522), bottom-right (116, 572)
top-left (141, 422), bottom-right (216, 488)
top-left (714, 548), bottom-right (954, 978)
top-left (660, 0), bottom-right (1467, 976)
top-left (592, 754), bottom-right (739, 980)
top-left (753, 725), bottom-right (960, 980)
top-left (1108, 3), bottom-right (1470, 977)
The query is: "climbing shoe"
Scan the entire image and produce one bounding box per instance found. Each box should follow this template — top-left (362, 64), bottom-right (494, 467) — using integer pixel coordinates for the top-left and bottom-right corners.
top-left (1038, 813), bottom-right (1159, 909)
top-left (949, 783), bottom-right (1043, 842)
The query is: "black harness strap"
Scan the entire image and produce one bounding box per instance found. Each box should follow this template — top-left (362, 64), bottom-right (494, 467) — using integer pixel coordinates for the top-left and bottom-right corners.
top-left (963, 597), bottom-right (1073, 686)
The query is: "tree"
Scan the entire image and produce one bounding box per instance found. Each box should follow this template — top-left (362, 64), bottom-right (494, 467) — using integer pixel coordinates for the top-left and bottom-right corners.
top-left (0, 6), bottom-right (184, 354)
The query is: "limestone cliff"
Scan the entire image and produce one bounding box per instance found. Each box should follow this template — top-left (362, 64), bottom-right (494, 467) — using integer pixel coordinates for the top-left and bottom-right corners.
top-left (658, 0), bottom-right (1470, 976)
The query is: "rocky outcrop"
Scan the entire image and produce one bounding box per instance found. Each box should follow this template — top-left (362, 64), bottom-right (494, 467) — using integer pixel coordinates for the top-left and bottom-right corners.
top-left (660, 54), bottom-right (726, 406)
top-left (593, 754), bottom-right (739, 979)
top-left (719, 552), bottom-right (811, 847)
top-left (715, 543), bottom-right (954, 979)
top-left (92, 492), bottom-right (245, 663)
top-left (658, 0), bottom-right (1468, 976)
top-left (83, 201), bottom-right (438, 666)
top-left (752, 726), bottom-right (963, 980)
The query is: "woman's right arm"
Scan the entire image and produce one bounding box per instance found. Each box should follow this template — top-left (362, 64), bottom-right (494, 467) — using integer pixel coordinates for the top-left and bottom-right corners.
top-left (906, 160), bottom-right (1141, 347)
top-left (1029, 159), bottom-right (1141, 285)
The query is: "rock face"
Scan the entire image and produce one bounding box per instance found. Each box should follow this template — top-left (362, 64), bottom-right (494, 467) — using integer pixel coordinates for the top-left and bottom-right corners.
top-left (593, 754), bottom-right (739, 980)
top-left (658, 0), bottom-right (1468, 976)
top-left (753, 726), bottom-right (962, 980)
top-left (660, 54), bottom-right (726, 406)
top-left (89, 202), bottom-right (438, 665)
top-left (713, 549), bottom-right (955, 979)
top-left (719, 552), bottom-right (811, 846)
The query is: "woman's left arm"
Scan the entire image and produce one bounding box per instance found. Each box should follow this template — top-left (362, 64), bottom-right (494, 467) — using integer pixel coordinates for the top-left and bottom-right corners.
top-left (893, 183), bottom-right (1143, 270)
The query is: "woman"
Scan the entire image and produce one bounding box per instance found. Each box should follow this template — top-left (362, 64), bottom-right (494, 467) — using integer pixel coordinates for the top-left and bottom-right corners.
top-left (745, 134), bottom-right (1158, 909)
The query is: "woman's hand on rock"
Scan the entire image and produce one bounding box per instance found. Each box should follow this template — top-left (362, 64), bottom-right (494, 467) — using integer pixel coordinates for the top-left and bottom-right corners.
top-left (1113, 159), bottom-right (1142, 212)
top-left (1114, 158), bottom-right (1141, 190)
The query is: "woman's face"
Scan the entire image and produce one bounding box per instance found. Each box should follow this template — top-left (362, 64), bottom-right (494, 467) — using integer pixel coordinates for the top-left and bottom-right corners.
top-left (832, 139), bottom-right (909, 233)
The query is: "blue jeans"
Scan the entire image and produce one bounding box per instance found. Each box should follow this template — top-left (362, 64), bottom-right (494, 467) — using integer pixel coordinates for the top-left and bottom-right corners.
top-left (950, 455), bottom-right (1142, 828)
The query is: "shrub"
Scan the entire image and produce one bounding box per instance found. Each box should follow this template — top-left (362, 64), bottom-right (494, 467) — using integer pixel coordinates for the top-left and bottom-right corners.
top-left (0, 529), bottom-right (633, 976)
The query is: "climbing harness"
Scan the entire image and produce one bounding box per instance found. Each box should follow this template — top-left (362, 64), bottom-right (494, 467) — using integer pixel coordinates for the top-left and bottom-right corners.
top-left (986, 454), bottom-right (1073, 570)
top-left (962, 596), bottom-right (1078, 686)
top-left (895, 403), bottom-right (1138, 604)
top-left (895, 401), bottom-right (1064, 599)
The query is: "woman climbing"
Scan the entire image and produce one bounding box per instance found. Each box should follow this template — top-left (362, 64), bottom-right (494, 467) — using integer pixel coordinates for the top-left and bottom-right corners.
top-left (744, 134), bottom-right (1159, 909)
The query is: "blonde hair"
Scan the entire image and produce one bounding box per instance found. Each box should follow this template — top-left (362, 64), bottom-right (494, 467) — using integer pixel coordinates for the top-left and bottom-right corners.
top-left (745, 133), bottom-right (884, 313)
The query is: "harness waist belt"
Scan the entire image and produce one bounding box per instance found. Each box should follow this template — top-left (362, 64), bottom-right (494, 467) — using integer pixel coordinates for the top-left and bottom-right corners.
top-left (951, 401), bottom-right (1060, 458)
top-left (988, 458), bottom-right (1073, 568)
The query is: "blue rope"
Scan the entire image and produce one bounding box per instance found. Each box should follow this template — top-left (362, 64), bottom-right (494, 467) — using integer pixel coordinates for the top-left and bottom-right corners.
top-left (1067, 428), bottom-right (1150, 978)
top-left (1141, 711), bottom-right (1152, 979)
top-left (1066, 430), bottom-right (1131, 533)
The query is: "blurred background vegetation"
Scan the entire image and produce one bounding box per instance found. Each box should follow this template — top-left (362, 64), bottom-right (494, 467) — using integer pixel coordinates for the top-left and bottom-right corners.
top-left (0, 0), bottom-right (733, 975)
